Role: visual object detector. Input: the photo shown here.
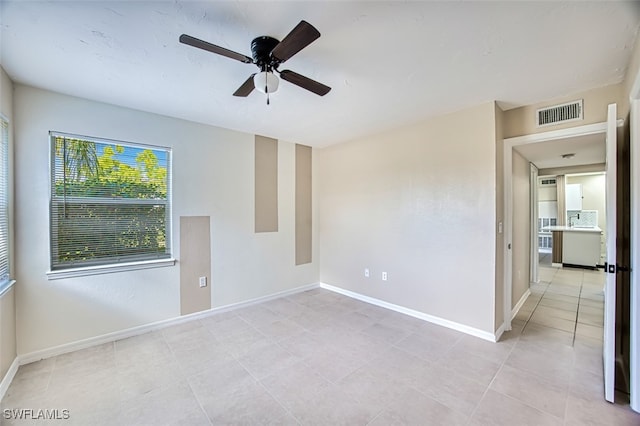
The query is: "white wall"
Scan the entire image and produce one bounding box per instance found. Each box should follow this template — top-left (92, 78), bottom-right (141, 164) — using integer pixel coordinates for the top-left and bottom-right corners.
top-left (318, 102), bottom-right (497, 334)
top-left (13, 85), bottom-right (318, 355)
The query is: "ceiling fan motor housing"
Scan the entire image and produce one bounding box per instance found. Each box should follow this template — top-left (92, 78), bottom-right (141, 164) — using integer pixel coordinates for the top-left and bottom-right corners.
top-left (251, 36), bottom-right (280, 70)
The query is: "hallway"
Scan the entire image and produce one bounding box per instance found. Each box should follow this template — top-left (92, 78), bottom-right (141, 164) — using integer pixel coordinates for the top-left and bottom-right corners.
top-left (515, 260), bottom-right (604, 345)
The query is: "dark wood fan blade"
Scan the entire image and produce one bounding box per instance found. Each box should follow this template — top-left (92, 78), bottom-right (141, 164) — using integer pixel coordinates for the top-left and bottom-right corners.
top-left (180, 34), bottom-right (253, 64)
top-left (233, 74), bottom-right (256, 97)
top-left (270, 21), bottom-right (320, 63)
top-left (279, 70), bottom-right (331, 96)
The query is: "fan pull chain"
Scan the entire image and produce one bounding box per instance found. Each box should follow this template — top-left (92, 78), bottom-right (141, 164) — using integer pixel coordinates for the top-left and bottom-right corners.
top-left (266, 85), bottom-right (270, 105)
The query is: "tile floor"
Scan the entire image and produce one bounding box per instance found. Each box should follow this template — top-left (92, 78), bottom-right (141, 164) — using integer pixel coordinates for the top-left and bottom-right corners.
top-left (2, 265), bottom-right (640, 425)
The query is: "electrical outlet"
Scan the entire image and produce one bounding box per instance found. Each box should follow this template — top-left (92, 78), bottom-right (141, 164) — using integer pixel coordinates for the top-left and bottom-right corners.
top-left (199, 276), bottom-right (207, 288)
top-left (364, 268), bottom-right (370, 278)
top-left (382, 272), bottom-right (388, 281)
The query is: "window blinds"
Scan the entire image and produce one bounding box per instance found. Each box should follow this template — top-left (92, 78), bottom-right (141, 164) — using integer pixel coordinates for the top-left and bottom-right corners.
top-left (0, 119), bottom-right (9, 284)
top-left (49, 132), bottom-right (172, 270)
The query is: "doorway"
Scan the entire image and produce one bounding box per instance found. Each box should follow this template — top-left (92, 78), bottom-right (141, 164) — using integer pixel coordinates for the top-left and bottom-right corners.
top-left (503, 121), bottom-right (614, 333)
top-left (507, 129), bottom-right (608, 348)
top-left (503, 112), bottom-right (631, 404)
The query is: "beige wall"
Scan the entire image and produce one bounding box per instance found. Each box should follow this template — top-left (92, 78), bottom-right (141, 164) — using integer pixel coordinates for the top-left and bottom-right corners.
top-left (494, 104), bottom-right (505, 330)
top-left (0, 66), bottom-right (17, 383)
top-left (295, 144), bottom-right (313, 265)
top-left (539, 163), bottom-right (605, 176)
top-left (512, 150), bottom-right (531, 308)
top-left (180, 216), bottom-right (212, 315)
top-left (12, 85), bottom-right (319, 354)
top-left (255, 135), bottom-right (278, 233)
top-left (319, 102), bottom-right (497, 334)
top-left (503, 84), bottom-right (623, 139)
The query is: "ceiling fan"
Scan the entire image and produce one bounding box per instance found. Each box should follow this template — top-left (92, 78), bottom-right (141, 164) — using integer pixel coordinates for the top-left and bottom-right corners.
top-left (179, 20), bottom-right (331, 104)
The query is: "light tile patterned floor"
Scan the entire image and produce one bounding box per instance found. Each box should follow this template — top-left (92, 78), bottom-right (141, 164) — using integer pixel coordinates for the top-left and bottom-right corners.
top-left (2, 266), bottom-right (640, 425)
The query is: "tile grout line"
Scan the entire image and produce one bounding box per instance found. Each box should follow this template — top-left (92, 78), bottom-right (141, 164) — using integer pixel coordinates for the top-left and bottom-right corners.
top-left (571, 272), bottom-right (585, 347)
top-left (521, 278), bottom-right (550, 333)
top-left (161, 328), bottom-right (215, 426)
top-left (465, 338), bottom-right (520, 425)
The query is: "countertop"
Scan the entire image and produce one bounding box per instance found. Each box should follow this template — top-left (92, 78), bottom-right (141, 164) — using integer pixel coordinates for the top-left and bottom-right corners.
top-left (541, 225), bottom-right (602, 233)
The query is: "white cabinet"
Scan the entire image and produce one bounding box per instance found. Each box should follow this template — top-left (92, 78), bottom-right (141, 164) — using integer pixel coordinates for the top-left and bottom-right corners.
top-left (562, 230), bottom-right (601, 267)
top-left (566, 183), bottom-right (583, 211)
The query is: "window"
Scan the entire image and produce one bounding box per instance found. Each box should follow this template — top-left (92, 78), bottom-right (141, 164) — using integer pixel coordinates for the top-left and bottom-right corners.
top-left (49, 132), bottom-right (172, 274)
top-left (0, 118), bottom-right (9, 288)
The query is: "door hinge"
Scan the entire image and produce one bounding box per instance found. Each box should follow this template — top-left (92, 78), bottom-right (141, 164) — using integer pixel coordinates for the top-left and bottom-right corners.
top-left (617, 265), bottom-right (631, 273)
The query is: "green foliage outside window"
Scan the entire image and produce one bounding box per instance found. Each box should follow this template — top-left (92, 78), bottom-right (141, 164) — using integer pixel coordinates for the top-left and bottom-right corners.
top-left (51, 136), bottom-right (171, 269)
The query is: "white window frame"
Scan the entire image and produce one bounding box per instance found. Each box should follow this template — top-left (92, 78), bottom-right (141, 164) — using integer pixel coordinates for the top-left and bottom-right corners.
top-left (47, 132), bottom-right (174, 279)
top-left (0, 115), bottom-right (13, 295)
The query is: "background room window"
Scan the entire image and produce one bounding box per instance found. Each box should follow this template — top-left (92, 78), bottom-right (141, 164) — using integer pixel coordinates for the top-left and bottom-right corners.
top-left (0, 118), bottom-right (9, 288)
top-left (49, 132), bottom-right (172, 272)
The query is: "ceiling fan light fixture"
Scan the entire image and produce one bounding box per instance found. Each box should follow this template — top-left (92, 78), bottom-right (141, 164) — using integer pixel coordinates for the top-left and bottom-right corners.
top-left (254, 71), bottom-right (279, 94)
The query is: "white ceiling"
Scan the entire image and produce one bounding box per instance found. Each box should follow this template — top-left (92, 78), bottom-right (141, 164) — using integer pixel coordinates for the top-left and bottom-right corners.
top-left (514, 133), bottom-right (606, 170)
top-left (1, 1), bottom-right (639, 147)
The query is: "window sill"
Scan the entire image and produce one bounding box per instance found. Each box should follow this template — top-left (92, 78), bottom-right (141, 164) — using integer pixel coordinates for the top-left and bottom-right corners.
top-left (47, 258), bottom-right (176, 280)
top-left (0, 279), bottom-right (16, 298)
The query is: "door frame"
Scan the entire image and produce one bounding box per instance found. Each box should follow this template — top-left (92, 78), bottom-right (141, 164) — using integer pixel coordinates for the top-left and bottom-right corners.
top-left (502, 121), bottom-right (622, 332)
top-left (629, 73), bottom-right (640, 412)
top-left (530, 163), bottom-right (539, 284)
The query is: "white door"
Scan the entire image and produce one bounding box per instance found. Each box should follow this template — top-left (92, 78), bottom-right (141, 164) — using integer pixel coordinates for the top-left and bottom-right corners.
top-left (631, 99), bottom-right (640, 412)
top-left (604, 103), bottom-right (617, 402)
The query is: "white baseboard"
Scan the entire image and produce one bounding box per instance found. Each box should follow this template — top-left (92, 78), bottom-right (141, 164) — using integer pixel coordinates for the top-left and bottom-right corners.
top-left (18, 282), bottom-right (320, 366)
top-left (494, 288), bottom-right (532, 342)
top-left (495, 322), bottom-right (506, 341)
top-left (0, 357), bottom-right (19, 401)
top-left (319, 282), bottom-right (497, 342)
top-left (512, 289), bottom-right (532, 320)
top-left (13, 279), bottom-right (504, 394)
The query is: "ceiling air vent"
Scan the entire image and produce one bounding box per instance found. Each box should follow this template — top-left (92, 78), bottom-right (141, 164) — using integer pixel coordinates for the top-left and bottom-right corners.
top-left (536, 100), bottom-right (583, 127)
top-left (539, 177), bottom-right (557, 187)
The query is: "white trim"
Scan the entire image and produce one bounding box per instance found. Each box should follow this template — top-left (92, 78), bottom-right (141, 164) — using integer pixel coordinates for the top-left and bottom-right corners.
top-left (46, 258), bottom-right (176, 280)
top-left (495, 322), bottom-right (506, 342)
top-left (49, 130), bottom-right (172, 153)
top-left (18, 282), bottom-right (319, 365)
top-left (505, 120), bottom-right (623, 146)
top-left (630, 98), bottom-right (640, 412)
top-left (503, 136), bottom-right (513, 333)
top-left (512, 289), bottom-right (531, 320)
top-left (319, 282), bottom-right (498, 342)
top-left (0, 357), bottom-right (19, 401)
top-left (0, 279), bottom-right (15, 298)
top-left (494, 289), bottom-right (531, 342)
top-left (530, 163), bottom-right (539, 284)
